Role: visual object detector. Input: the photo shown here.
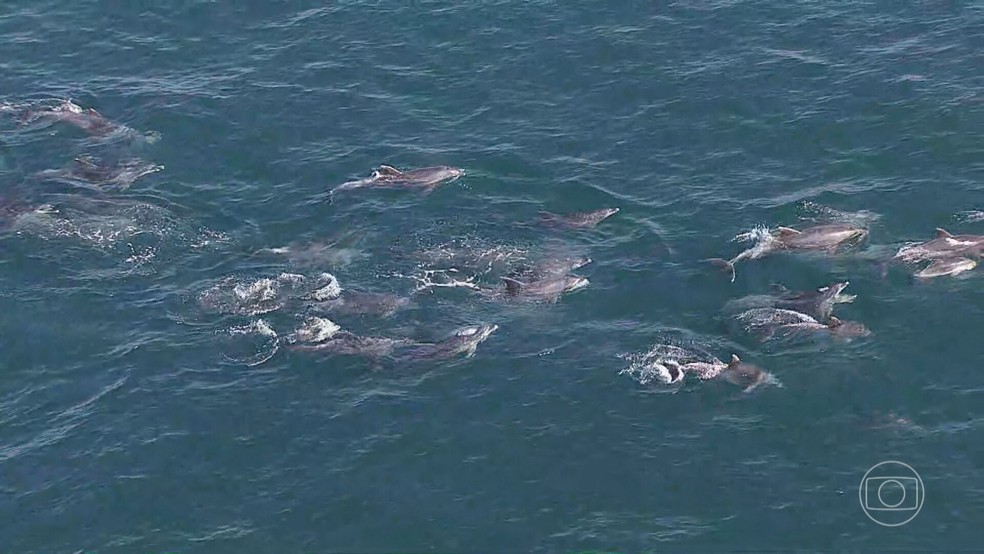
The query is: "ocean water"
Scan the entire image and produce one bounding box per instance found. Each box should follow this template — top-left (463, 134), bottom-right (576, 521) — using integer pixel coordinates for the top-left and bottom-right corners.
top-left (1, 1), bottom-right (982, 552)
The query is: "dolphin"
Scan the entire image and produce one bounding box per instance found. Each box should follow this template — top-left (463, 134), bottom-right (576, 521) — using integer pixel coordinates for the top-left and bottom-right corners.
top-left (673, 355), bottom-right (778, 392)
top-left (397, 324), bottom-right (498, 361)
top-left (710, 355), bottom-right (776, 392)
top-left (734, 307), bottom-right (869, 342)
top-left (517, 256), bottom-right (592, 280)
top-left (22, 100), bottom-right (122, 136)
top-left (709, 223), bottom-right (868, 282)
top-left (497, 274), bottom-right (589, 302)
top-left (773, 281), bottom-right (853, 322)
top-left (775, 315), bottom-right (870, 341)
top-left (894, 228), bottom-right (984, 262)
top-left (332, 164), bottom-right (464, 194)
top-left (309, 289), bottom-right (411, 317)
top-left (540, 207), bottom-right (620, 229)
top-left (289, 331), bottom-right (415, 358)
top-left (892, 228), bottom-right (984, 279)
top-left (913, 257), bottom-right (978, 279)
top-left (36, 156), bottom-right (162, 190)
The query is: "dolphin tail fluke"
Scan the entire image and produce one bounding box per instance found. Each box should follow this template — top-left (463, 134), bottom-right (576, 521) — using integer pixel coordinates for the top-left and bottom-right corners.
top-left (706, 258), bottom-right (736, 283)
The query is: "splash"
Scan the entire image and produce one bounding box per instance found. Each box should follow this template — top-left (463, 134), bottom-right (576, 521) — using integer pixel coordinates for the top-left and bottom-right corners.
top-left (200, 272), bottom-right (341, 316)
top-left (798, 201), bottom-right (881, 226)
top-left (731, 224), bottom-right (774, 245)
top-left (310, 273), bottom-right (342, 300)
top-left (292, 317), bottom-right (342, 344)
top-left (619, 343), bottom-right (714, 387)
top-left (10, 199), bottom-right (226, 272)
top-left (223, 319), bottom-right (280, 366)
top-left (396, 268), bottom-right (482, 293)
top-left (956, 210), bottom-right (984, 223)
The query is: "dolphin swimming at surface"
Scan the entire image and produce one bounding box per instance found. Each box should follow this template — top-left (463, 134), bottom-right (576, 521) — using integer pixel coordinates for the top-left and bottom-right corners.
top-left (708, 223), bottom-right (868, 282)
top-left (642, 352), bottom-right (779, 392)
top-left (396, 324), bottom-right (499, 361)
top-left (332, 164), bottom-right (464, 194)
top-left (35, 156), bottom-right (163, 190)
top-left (508, 256), bottom-right (592, 280)
top-left (309, 289), bottom-right (412, 317)
top-left (289, 323), bottom-right (497, 362)
top-left (772, 281), bottom-right (854, 322)
top-left (20, 100), bottom-right (123, 136)
top-left (913, 256), bottom-right (978, 279)
top-left (732, 307), bottom-right (870, 343)
top-left (289, 331), bottom-right (415, 358)
top-left (540, 207), bottom-right (620, 229)
top-left (493, 274), bottom-right (589, 303)
top-left (892, 228), bottom-right (984, 279)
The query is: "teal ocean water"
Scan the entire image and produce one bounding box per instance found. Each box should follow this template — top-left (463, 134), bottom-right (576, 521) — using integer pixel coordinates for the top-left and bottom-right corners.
top-left (2, 1), bottom-right (982, 552)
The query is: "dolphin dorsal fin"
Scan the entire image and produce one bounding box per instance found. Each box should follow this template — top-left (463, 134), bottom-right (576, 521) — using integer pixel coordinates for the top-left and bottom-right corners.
top-left (935, 228), bottom-right (953, 239)
top-left (74, 156), bottom-right (98, 169)
top-left (828, 316), bottom-right (842, 328)
top-left (376, 164), bottom-right (403, 176)
top-left (501, 277), bottom-right (525, 293)
top-left (729, 354), bottom-right (741, 367)
top-left (769, 283), bottom-right (790, 294)
top-left (777, 226), bottom-right (802, 237)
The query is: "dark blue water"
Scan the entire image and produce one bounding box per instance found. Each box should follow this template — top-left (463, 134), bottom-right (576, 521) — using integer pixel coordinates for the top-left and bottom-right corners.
top-left (2, 1), bottom-right (982, 552)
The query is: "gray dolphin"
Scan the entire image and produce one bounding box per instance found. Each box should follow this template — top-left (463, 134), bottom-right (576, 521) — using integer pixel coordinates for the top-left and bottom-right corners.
top-left (310, 289), bottom-right (411, 317)
top-left (521, 256), bottom-right (592, 279)
top-left (497, 274), bottom-right (589, 302)
top-left (22, 100), bottom-right (122, 136)
top-left (706, 355), bottom-right (775, 392)
top-left (290, 331), bottom-right (414, 358)
top-left (540, 207), bottom-right (620, 229)
top-left (333, 164), bottom-right (464, 194)
top-left (734, 307), bottom-right (869, 342)
top-left (36, 156), bottom-right (163, 190)
top-left (773, 281), bottom-right (853, 322)
top-left (397, 324), bottom-right (499, 361)
top-left (893, 228), bottom-right (984, 279)
top-left (709, 223), bottom-right (868, 282)
top-left (914, 257), bottom-right (978, 279)
top-left (775, 315), bottom-right (870, 341)
top-left (674, 355), bottom-right (778, 392)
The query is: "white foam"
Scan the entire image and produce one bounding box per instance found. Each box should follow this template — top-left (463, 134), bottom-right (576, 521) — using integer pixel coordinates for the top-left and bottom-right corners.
top-left (233, 278), bottom-right (277, 303)
top-left (310, 273), bottom-right (342, 300)
top-left (294, 317), bottom-right (341, 343)
top-left (957, 210), bottom-right (984, 223)
top-left (223, 320), bottom-right (280, 366)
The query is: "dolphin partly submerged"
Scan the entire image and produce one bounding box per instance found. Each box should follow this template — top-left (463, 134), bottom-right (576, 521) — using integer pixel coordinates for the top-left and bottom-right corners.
top-left (289, 323), bottom-right (498, 362)
top-left (709, 223), bottom-right (868, 282)
top-left (645, 352), bottom-right (779, 392)
top-left (732, 307), bottom-right (870, 343)
top-left (20, 100), bottom-right (123, 136)
top-left (396, 324), bottom-right (499, 361)
top-left (893, 228), bottom-right (984, 279)
top-left (35, 156), bottom-right (163, 190)
top-left (332, 164), bottom-right (464, 194)
top-left (772, 281), bottom-right (854, 322)
top-left (540, 207), bottom-right (620, 229)
top-left (495, 274), bottom-right (589, 303)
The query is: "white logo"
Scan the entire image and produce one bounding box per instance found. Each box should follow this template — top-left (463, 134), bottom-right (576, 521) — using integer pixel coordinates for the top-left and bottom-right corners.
top-left (859, 461), bottom-right (924, 526)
